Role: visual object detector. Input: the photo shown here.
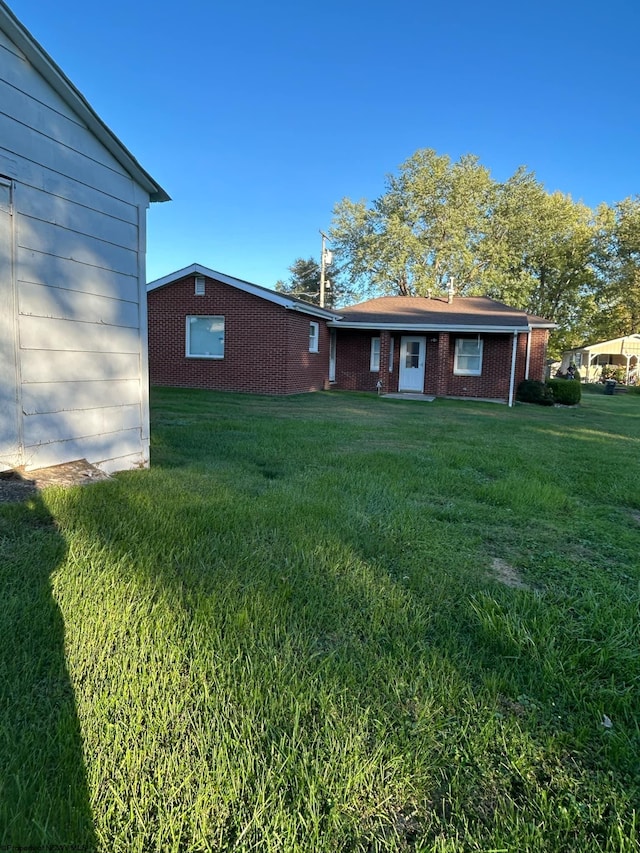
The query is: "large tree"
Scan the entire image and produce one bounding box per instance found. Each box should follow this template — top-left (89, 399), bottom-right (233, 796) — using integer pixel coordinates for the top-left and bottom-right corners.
top-left (480, 171), bottom-right (597, 354)
top-left (330, 149), bottom-right (494, 297)
top-left (329, 148), bottom-right (602, 355)
top-left (590, 198), bottom-right (640, 341)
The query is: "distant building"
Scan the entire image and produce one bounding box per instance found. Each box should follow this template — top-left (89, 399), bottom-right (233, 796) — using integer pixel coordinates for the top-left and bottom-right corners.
top-left (560, 335), bottom-right (640, 384)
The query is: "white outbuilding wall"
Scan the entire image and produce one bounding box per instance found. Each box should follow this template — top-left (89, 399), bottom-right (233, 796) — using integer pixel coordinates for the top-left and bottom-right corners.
top-left (0, 2), bottom-right (167, 473)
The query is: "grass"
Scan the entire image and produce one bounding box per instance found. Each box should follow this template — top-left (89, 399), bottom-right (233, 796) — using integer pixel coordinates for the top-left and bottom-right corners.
top-left (1, 387), bottom-right (639, 851)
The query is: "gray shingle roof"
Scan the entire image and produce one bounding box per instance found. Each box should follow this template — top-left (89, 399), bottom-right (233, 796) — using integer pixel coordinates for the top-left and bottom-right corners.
top-left (332, 296), bottom-right (555, 330)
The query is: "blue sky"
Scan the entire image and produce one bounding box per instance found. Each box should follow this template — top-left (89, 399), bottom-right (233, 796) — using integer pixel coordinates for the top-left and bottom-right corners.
top-left (9, 0), bottom-right (640, 289)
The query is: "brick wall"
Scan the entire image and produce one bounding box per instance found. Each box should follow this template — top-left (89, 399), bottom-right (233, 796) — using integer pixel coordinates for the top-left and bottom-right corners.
top-left (148, 274), bottom-right (330, 395)
top-left (333, 330), bottom-right (381, 392)
top-left (527, 328), bottom-right (550, 381)
top-left (333, 328), bottom-right (550, 400)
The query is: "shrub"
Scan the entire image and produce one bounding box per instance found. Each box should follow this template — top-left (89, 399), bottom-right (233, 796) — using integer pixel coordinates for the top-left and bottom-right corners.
top-left (546, 378), bottom-right (581, 405)
top-left (601, 365), bottom-right (627, 384)
top-left (627, 384), bottom-right (640, 395)
top-left (516, 379), bottom-right (555, 406)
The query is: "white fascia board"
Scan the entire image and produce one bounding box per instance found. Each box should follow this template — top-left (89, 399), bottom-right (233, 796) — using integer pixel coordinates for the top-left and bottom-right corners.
top-left (284, 303), bottom-right (339, 320)
top-left (147, 263), bottom-right (340, 320)
top-left (327, 321), bottom-right (530, 333)
top-left (0, 2), bottom-right (169, 202)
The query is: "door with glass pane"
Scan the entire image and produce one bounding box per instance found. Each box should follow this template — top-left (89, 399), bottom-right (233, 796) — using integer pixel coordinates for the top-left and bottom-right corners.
top-left (399, 336), bottom-right (426, 392)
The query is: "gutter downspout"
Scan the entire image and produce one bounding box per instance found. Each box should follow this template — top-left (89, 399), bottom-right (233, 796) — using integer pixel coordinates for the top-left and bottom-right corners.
top-left (508, 331), bottom-right (518, 407)
top-left (525, 328), bottom-right (532, 380)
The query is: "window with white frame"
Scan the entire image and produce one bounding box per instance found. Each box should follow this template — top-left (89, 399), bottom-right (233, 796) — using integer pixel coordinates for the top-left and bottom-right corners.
top-left (371, 336), bottom-right (394, 372)
top-left (454, 337), bottom-right (483, 375)
top-left (309, 322), bottom-right (319, 352)
top-left (370, 337), bottom-right (381, 371)
top-left (186, 316), bottom-right (225, 358)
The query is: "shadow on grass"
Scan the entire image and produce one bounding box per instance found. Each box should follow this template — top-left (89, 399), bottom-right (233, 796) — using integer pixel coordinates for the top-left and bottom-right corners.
top-left (0, 492), bottom-right (96, 849)
top-left (38, 388), bottom-right (638, 848)
top-left (52, 467), bottom-right (639, 850)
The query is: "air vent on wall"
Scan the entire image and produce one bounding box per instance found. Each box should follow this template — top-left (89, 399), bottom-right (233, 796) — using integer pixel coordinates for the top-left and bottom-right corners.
top-left (194, 275), bottom-right (205, 295)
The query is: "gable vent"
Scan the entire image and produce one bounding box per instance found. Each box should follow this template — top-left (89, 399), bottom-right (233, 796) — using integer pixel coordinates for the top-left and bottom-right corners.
top-left (194, 275), bottom-right (205, 295)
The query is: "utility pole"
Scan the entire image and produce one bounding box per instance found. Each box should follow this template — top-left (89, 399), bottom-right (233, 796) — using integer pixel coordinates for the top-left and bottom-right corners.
top-left (320, 231), bottom-right (333, 308)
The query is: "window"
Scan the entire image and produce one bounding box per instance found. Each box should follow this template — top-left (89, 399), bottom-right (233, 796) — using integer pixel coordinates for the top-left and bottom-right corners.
top-left (371, 336), bottom-right (394, 372)
top-left (454, 337), bottom-right (483, 375)
top-left (309, 322), bottom-right (319, 352)
top-left (186, 316), bottom-right (224, 358)
top-left (370, 337), bottom-right (380, 371)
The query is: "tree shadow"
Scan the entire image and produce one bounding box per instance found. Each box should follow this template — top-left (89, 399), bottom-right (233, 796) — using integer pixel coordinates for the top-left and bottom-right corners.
top-left (0, 485), bottom-right (96, 848)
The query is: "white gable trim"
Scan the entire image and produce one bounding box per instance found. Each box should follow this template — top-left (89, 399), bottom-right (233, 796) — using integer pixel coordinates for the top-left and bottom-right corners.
top-left (147, 263), bottom-right (340, 320)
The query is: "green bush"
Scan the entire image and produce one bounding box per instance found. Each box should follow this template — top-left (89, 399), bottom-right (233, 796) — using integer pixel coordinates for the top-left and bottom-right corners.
top-left (546, 378), bottom-right (582, 405)
top-left (627, 384), bottom-right (640, 395)
top-left (601, 365), bottom-right (627, 384)
top-left (516, 379), bottom-right (555, 405)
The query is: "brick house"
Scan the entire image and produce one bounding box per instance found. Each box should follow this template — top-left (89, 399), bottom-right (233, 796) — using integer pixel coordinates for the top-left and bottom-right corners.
top-left (330, 295), bottom-right (555, 405)
top-left (147, 264), bottom-right (339, 395)
top-left (147, 267), bottom-right (554, 404)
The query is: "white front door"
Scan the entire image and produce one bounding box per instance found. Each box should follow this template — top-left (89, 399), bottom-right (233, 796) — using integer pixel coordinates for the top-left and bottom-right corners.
top-left (399, 336), bottom-right (426, 392)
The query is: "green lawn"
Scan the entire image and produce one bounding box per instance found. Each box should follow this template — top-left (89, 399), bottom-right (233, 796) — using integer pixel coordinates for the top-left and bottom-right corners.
top-left (1, 387), bottom-right (639, 851)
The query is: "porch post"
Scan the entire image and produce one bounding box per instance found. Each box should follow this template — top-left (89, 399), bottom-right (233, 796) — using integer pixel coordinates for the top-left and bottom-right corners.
top-left (379, 330), bottom-right (391, 394)
top-left (508, 331), bottom-right (518, 407)
top-left (436, 334), bottom-right (449, 396)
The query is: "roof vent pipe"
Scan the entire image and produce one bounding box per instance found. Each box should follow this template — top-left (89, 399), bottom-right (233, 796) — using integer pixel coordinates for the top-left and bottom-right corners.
top-left (447, 277), bottom-right (455, 304)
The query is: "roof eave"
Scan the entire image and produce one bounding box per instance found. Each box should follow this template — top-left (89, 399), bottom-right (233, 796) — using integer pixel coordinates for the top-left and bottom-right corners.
top-left (0, 1), bottom-right (170, 203)
top-left (328, 321), bottom-right (531, 333)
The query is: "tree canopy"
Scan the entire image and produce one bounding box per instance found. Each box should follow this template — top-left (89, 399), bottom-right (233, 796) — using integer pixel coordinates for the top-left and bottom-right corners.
top-left (326, 148), bottom-right (640, 356)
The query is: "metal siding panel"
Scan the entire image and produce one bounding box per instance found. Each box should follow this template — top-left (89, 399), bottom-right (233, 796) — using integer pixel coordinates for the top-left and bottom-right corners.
top-left (0, 177), bottom-right (21, 468)
top-left (20, 350), bottom-right (139, 383)
top-left (0, 49), bottom-right (131, 178)
top-left (21, 379), bottom-right (141, 415)
top-left (18, 184), bottom-right (139, 251)
top-left (23, 429), bottom-right (144, 471)
top-left (17, 248), bottom-right (139, 300)
top-left (0, 112), bottom-right (137, 202)
top-left (17, 216), bottom-right (138, 276)
top-left (19, 280), bottom-right (139, 327)
top-left (22, 405), bottom-right (141, 444)
top-left (19, 315), bottom-right (141, 352)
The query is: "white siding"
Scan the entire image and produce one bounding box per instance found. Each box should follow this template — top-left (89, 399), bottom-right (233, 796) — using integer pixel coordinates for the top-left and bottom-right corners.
top-left (19, 316), bottom-right (141, 353)
top-left (19, 281), bottom-right (139, 328)
top-left (23, 430), bottom-right (146, 472)
top-left (0, 21), bottom-right (153, 473)
top-left (23, 405), bottom-right (141, 445)
top-left (20, 350), bottom-right (139, 383)
top-left (0, 177), bottom-right (20, 471)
